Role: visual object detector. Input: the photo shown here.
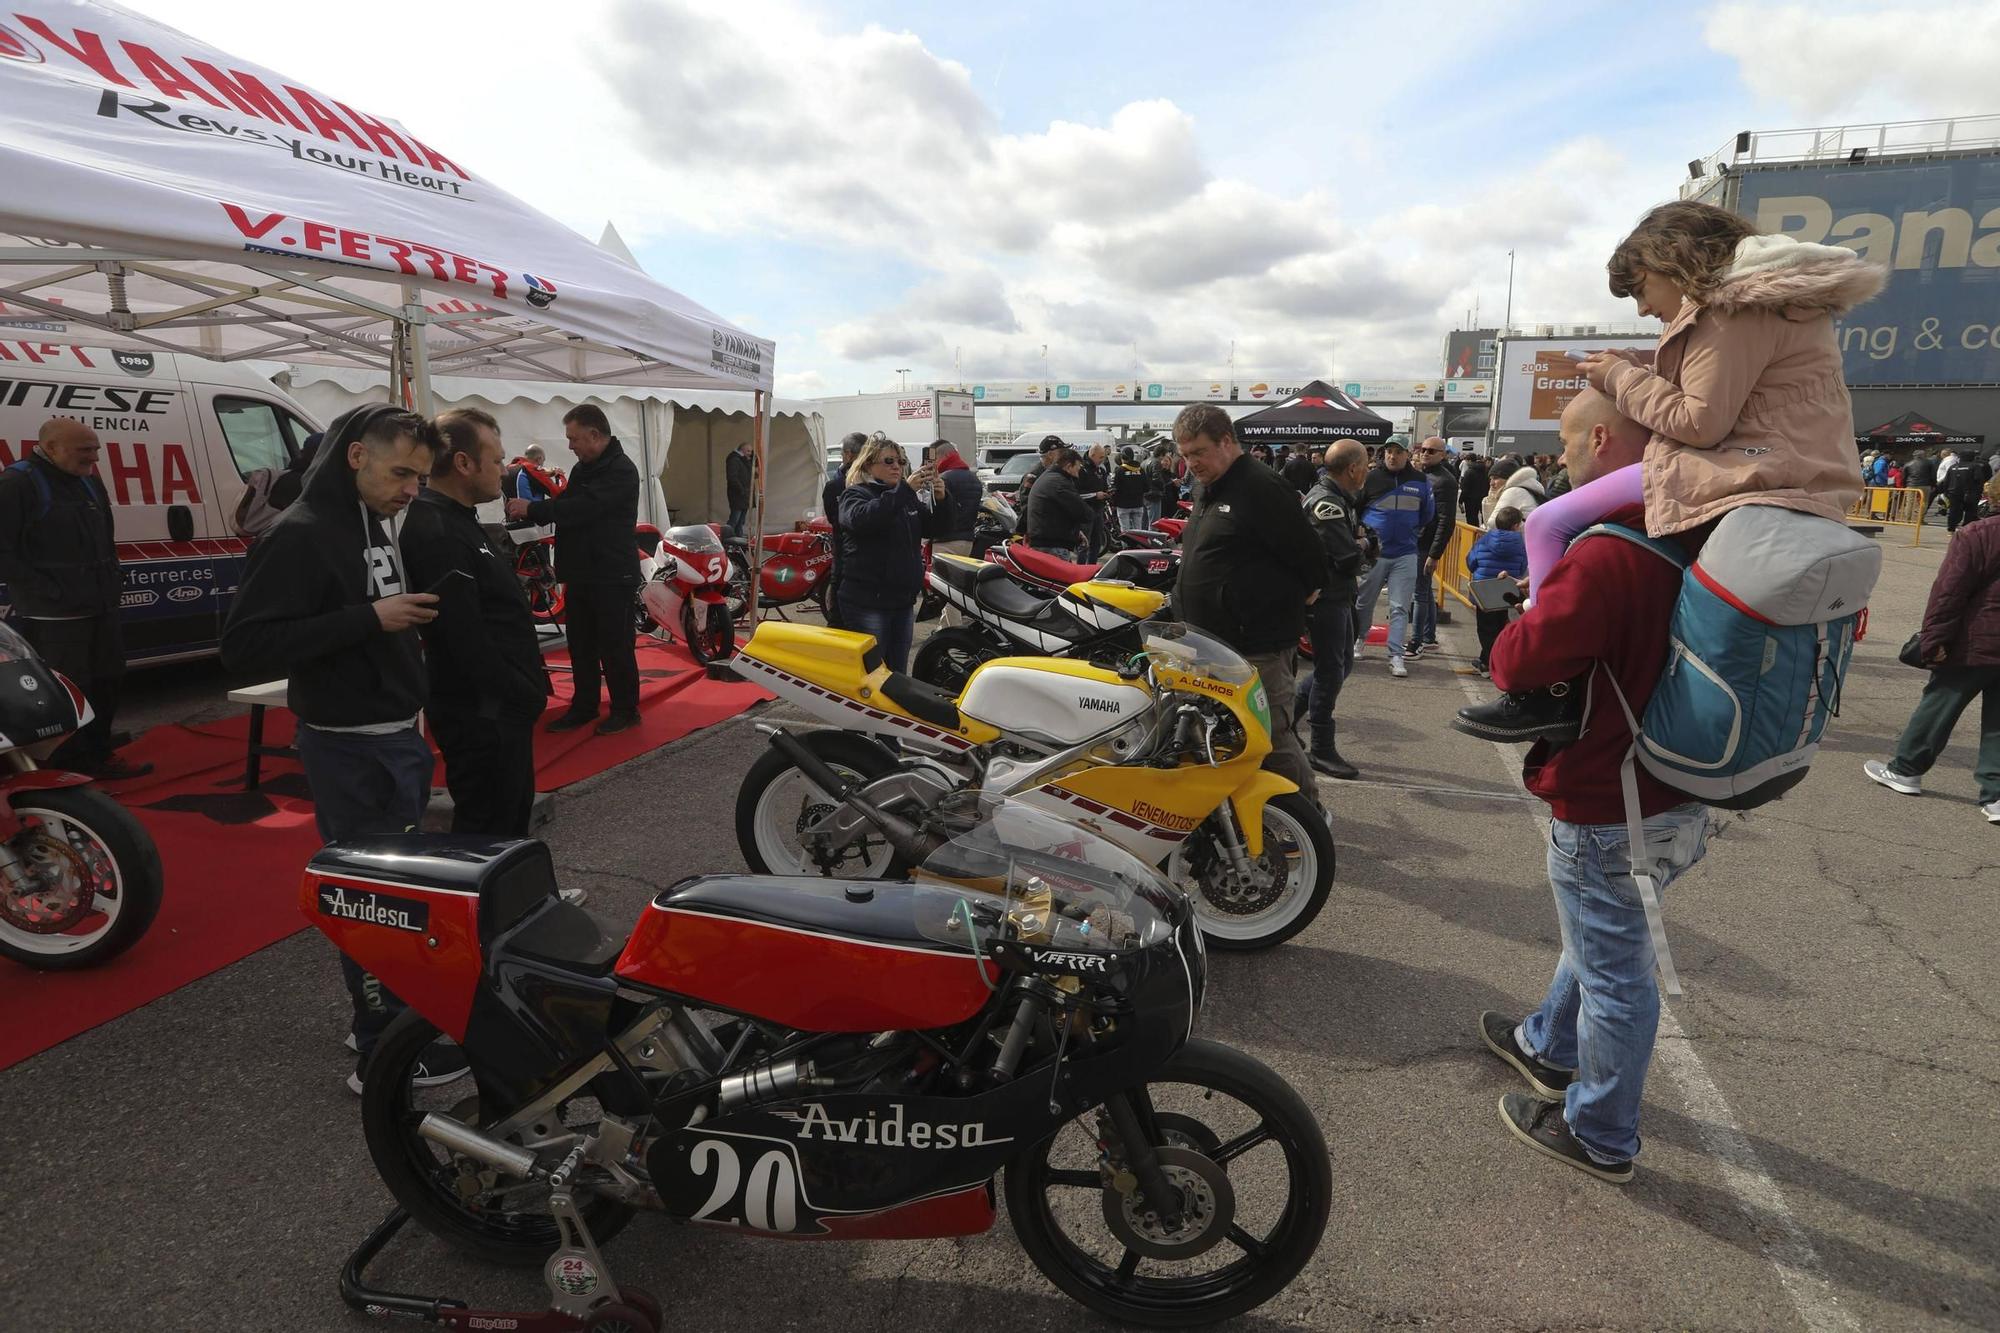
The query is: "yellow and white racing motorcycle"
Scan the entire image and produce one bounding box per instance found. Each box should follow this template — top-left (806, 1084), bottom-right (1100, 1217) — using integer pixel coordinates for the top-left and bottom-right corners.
top-left (733, 620), bottom-right (1334, 950)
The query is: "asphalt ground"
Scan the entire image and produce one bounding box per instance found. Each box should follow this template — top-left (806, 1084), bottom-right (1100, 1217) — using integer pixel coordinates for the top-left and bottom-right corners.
top-left (3, 531), bottom-right (1995, 1332)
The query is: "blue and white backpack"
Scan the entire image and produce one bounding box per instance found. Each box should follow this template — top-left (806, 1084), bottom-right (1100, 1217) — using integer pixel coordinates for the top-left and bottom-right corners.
top-left (1577, 505), bottom-right (1882, 993)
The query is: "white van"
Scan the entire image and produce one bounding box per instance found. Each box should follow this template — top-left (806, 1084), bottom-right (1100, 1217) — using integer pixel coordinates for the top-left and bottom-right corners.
top-left (977, 429), bottom-right (1119, 495)
top-left (0, 342), bottom-right (322, 665)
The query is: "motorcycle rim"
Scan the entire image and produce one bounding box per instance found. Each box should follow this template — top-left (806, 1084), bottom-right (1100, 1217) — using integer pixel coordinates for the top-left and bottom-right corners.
top-left (1170, 793), bottom-right (1333, 951)
top-left (1004, 1038), bottom-right (1331, 1327)
top-left (739, 736), bottom-right (899, 878)
top-left (681, 598), bottom-right (735, 664)
top-left (725, 550), bottom-right (754, 622)
top-left (361, 1010), bottom-right (632, 1267)
top-left (0, 791), bottom-right (161, 969)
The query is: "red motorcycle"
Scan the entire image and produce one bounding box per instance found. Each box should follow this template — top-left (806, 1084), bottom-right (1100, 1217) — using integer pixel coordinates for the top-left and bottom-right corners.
top-left (724, 518), bottom-right (834, 622)
top-left (507, 460), bottom-right (569, 625)
top-left (0, 621), bottom-right (162, 969)
top-left (309, 796), bottom-right (1328, 1331)
top-left (635, 524), bottom-right (737, 665)
top-left (988, 541), bottom-right (1180, 598)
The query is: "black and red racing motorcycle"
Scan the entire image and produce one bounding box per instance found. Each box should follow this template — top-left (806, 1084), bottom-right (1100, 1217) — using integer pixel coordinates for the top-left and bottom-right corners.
top-left (308, 795), bottom-right (1328, 1330)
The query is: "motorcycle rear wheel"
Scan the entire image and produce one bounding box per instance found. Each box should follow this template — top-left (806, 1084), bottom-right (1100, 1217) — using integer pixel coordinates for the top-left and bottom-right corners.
top-left (735, 731), bottom-right (903, 878)
top-left (0, 787), bottom-right (163, 970)
top-left (361, 1010), bottom-right (634, 1268)
top-left (1172, 792), bottom-right (1333, 951)
top-left (1005, 1038), bottom-right (1331, 1327)
top-left (910, 626), bottom-right (1000, 694)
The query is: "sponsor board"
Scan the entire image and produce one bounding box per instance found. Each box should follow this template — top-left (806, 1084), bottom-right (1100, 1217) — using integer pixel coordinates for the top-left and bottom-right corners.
top-left (1493, 337), bottom-right (1656, 433)
top-left (1343, 378), bottom-right (1435, 400)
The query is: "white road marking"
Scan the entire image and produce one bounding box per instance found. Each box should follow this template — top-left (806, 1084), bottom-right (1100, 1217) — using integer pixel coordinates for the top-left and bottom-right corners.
top-left (1329, 642), bottom-right (1860, 1333)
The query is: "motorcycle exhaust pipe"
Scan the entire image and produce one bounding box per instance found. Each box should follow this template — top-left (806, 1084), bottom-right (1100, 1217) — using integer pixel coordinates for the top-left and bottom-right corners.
top-left (417, 1113), bottom-right (540, 1181)
top-left (765, 728), bottom-right (933, 865)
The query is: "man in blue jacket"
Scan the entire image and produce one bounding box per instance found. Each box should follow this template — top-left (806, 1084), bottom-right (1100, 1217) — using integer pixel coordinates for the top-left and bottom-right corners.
top-left (1351, 437), bottom-right (1433, 677)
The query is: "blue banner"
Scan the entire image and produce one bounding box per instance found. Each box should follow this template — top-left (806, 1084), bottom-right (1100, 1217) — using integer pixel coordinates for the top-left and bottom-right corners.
top-left (1736, 158), bottom-right (2000, 386)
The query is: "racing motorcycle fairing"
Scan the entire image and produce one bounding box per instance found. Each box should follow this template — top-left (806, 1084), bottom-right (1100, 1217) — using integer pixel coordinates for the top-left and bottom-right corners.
top-left (616, 874), bottom-right (1000, 1032)
top-left (737, 623), bottom-right (1002, 750)
top-left (1227, 770), bottom-right (1300, 859)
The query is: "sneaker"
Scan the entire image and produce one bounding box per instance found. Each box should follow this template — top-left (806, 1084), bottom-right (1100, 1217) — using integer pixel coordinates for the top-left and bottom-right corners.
top-left (1404, 642), bottom-right (1425, 661)
top-left (558, 885), bottom-right (589, 906)
top-left (347, 1039), bottom-right (472, 1097)
top-left (1863, 760), bottom-right (1922, 797)
top-left (1452, 682), bottom-right (1582, 744)
top-left (344, 1031), bottom-right (360, 1054)
top-left (546, 710), bottom-right (599, 733)
top-left (1478, 1011), bottom-right (1574, 1099)
top-left (596, 710), bottom-right (641, 736)
top-left (1473, 661), bottom-right (1491, 678)
top-left (1389, 657), bottom-right (1408, 679)
top-left (1421, 639), bottom-right (1441, 650)
top-left (1353, 639), bottom-right (1368, 660)
top-left (1983, 799), bottom-right (2000, 825)
top-left (1498, 1092), bottom-right (1632, 1183)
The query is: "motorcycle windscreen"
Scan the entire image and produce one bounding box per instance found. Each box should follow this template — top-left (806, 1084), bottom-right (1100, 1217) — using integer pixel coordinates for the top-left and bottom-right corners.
top-left (0, 621), bottom-right (88, 747)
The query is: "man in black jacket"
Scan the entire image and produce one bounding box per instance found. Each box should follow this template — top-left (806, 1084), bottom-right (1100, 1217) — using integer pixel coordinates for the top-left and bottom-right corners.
top-left (403, 409), bottom-right (552, 836)
top-left (506, 404), bottom-right (641, 734)
top-left (1025, 449), bottom-right (1094, 560)
top-left (1459, 451), bottom-right (1490, 526)
top-left (221, 403), bottom-right (462, 1092)
top-left (725, 439), bottom-right (755, 539)
top-left (822, 432), bottom-right (866, 626)
top-left (1077, 444), bottom-right (1112, 557)
top-left (1012, 436), bottom-right (1067, 536)
top-left (1172, 404), bottom-right (1330, 797)
top-left (1409, 438), bottom-right (1459, 659)
top-left (1297, 439), bottom-right (1370, 779)
top-left (0, 418), bottom-right (149, 778)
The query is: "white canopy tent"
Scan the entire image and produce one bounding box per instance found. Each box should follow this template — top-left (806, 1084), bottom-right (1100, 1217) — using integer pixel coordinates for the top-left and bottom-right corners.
top-left (0, 0), bottom-right (792, 602)
top-left (276, 366), bottom-right (826, 531)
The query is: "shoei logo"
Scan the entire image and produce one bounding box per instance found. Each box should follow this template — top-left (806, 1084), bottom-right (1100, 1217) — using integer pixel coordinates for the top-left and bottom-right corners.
top-left (0, 23), bottom-right (42, 62)
top-left (317, 884), bottom-right (429, 934)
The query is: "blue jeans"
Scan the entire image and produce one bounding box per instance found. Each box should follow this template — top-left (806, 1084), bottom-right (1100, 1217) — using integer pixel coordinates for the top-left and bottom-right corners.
top-left (1521, 804), bottom-right (1710, 1162)
top-left (1295, 596), bottom-right (1354, 726)
top-left (1413, 564), bottom-right (1438, 645)
top-left (1143, 500), bottom-right (1163, 527)
top-left (838, 596), bottom-right (915, 675)
top-left (1117, 507), bottom-right (1146, 533)
top-left (726, 507), bottom-right (748, 539)
top-left (1353, 551), bottom-right (1418, 657)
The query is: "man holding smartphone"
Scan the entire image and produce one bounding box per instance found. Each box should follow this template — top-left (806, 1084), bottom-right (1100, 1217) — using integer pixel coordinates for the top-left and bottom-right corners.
top-left (404, 408), bottom-right (553, 836)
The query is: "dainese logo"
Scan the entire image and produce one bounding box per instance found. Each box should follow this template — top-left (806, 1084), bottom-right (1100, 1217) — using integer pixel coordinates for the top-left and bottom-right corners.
top-left (0, 23), bottom-right (44, 63)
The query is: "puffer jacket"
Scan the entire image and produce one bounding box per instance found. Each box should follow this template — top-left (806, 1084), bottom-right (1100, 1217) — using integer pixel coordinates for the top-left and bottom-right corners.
top-left (1919, 512), bottom-right (2000, 667)
top-left (1599, 234), bottom-right (1887, 537)
top-left (1482, 467), bottom-right (1545, 525)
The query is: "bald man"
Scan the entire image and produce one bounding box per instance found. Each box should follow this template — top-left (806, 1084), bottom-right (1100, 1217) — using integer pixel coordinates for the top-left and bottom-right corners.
top-left (0, 419), bottom-right (149, 778)
top-left (1458, 388), bottom-right (1711, 1184)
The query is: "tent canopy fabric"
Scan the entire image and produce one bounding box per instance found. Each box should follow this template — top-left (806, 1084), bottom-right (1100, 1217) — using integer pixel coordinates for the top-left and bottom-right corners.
top-left (0, 0), bottom-right (773, 393)
top-left (276, 367), bottom-right (825, 528)
top-left (1858, 410), bottom-right (1985, 449)
top-left (1232, 380), bottom-right (1394, 447)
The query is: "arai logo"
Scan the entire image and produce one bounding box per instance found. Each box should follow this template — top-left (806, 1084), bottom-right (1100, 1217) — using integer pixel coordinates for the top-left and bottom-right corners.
top-left (166, 585), bottom-right (202, 604)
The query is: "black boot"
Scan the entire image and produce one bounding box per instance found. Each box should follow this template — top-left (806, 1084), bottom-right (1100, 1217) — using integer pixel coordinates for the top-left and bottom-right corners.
top-left (1309, 721), bottom-right (1360, 781)
top-left (1452, 678), bottom-right (1584, 744)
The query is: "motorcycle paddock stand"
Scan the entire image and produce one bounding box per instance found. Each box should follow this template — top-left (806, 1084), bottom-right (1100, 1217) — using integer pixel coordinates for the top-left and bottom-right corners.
top-left (340, 1204), bottom-right (661, 1333)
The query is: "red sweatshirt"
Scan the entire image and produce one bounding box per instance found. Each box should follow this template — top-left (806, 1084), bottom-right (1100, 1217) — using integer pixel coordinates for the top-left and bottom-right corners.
top-left (1488, 505), bottom-right (1691, 824)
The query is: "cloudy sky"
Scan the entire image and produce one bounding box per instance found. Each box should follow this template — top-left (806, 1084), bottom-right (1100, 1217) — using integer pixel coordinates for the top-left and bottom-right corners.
top-left (139, 0), bottom-right (2000, 416)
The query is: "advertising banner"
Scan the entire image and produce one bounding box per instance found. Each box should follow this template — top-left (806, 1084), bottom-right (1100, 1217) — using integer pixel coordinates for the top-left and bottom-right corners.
top-left (1342, 379), bottom-right (1436, 401)
top-left (1052, 381), bottom-right (1132, 402)
top-left (1144, 380), bottom-right (1228, 401)
top-left (896, 397), bottom-right (933, 420)
top-left (1233, 378), bottom-right (1315, 401)
top-left (1444, 330), bottom-right (1497, 382)
top-left (969, 381), bottom-right (1045, 401)
top-left (1442, 378), bottom-right (1492, 400)
top-left (1493, 337), bottom-right (1657, 433)
top-left (1738, 159), bottom-right (2000, 386)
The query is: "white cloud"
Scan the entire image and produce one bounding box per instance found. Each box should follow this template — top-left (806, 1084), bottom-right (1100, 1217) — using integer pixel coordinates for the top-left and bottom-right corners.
top-left (1704, 3), bottom-right (2000, 120)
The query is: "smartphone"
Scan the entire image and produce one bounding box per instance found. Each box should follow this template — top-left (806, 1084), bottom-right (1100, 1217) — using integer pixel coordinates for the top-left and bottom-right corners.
top-left (423, 568), bottom-right (473, 595)
top-left (1468, 575), bottom-right (1521, 612)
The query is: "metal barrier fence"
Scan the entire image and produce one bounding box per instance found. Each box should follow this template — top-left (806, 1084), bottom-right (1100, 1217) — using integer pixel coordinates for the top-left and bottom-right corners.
top-left (1848, 486), bottom-right (1930, 545)
top-left (1434, 520), bottom-right (1482, 611)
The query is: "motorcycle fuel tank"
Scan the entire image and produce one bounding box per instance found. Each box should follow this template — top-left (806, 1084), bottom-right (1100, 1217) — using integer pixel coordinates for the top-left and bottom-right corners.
top-left (957, 661), bottom-right (1152, 747)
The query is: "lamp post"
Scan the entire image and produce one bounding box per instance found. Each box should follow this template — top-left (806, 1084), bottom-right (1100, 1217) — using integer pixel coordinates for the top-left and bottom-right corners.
top-left (1502, 250), bottom-right (1515, 333)
top-left (895, 367), bottom-right (910, 391)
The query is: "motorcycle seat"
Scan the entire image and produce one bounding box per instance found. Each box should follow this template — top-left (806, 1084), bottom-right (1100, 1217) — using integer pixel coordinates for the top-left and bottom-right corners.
top-left (881, 670), bottom-right (961, 730)
top-left (1006, 545), bottom-right (1101, 587)
top-left (973, 566), bottom-right (1086, 640)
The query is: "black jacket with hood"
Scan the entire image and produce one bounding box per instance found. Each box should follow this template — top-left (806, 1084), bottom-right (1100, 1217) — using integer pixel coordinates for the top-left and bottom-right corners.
top-left (401, 487), bottom-right (552, 722)
top-left (220, 404), bottom-right (428, 728)
top-left (523, 436), bottom-right (641, 587)
top-left (1175, 452), bottom-right (1330, 654)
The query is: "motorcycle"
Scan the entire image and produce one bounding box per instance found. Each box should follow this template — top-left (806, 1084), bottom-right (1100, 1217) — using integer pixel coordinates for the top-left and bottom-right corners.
top-left (509, 522), bottom-right (565, 625)
top-left (723, 518), bottom-right (834, 623)
top-left (989, 540), bottom-right (1180, 599)
top-left (970, 492), bottom-right (1017, 559)
top-left (0, 620), bottom-right (163, 969)
top-left (912, 553), bottom-right (1169, 693)
top-left (635, 524), bottom-right (737, 665)
top-left (310, 796), bottom-right (1330, 1330)
top-left (734, 621), bottom-right (1335, 951)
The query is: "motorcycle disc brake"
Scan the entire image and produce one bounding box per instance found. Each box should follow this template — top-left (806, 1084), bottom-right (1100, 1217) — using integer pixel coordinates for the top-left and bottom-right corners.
top-left (1100, 1146), bottom-right (1236, 1261)
top-left (0, 826), bottom-right (96, 933)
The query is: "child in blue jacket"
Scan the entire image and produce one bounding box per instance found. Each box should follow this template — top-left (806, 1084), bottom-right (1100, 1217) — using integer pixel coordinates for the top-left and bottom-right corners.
top-left (1466, 506), bottom-right (1528, 674)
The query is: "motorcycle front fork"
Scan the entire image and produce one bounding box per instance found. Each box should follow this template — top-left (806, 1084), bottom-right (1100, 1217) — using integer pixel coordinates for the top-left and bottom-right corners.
top-left (1208, 802), bottom-right (1259, 883)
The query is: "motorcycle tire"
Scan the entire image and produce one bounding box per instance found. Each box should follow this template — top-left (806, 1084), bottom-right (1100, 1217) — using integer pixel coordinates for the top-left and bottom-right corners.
top-left (725, 549), bottom-right (755, 623)
top-left (1175, 791), bottom-right (1334, 952)
top-left (1004, 1037), bottom-right (1332, 1328)
top-left (681, 598), bottom-right (735, 665)
top-left (361, 1009), bottom-right (635, 1268)
top-left (910, 626), bottom-right (1001, 694)
top-left (736, 731), bottom-right (905, 879)
top-left (582, 1303), bottom-right (656, 1333)
top-left (0, 786), bottom-right (163, 970)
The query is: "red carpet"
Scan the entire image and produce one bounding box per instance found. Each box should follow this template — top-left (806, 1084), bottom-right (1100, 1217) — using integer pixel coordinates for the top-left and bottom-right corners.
top-left (0, 640), bottom-right (769, 1071)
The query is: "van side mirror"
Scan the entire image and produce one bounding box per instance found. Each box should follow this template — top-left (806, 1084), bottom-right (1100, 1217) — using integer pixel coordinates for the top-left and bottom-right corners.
top-left (167, 505), bottom-right (194, 542)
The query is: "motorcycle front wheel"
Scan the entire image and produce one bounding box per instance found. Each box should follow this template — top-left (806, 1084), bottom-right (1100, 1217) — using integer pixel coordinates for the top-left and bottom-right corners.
top-left (681, 598), bottom-right (736, 664)
top-left (1170, 792), bottom-right (1333, 951)
top-left (1005, 1038), bottom-right (1332, 1327)
top-left (0, 786), bottom-right (163, 970)
top-left (910, 626), bottom-right (1000, 693)
top-left (361, 1010), bottom-right (634, 1268)
top-left (735, 731), bottom-right (904, 878)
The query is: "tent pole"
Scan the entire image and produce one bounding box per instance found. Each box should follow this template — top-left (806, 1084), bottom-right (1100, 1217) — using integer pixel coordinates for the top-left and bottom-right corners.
top-left (747, 390), bottom-right (768, 625)
top-left (402, 286), bottom-right (436, 415)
